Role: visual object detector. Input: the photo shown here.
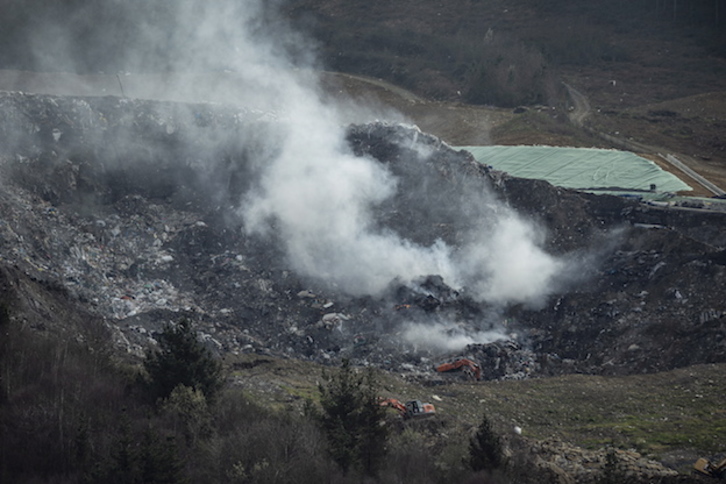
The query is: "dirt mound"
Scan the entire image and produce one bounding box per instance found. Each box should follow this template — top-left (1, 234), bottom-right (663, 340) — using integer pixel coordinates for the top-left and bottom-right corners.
top-left (0, 91), bottom-right (724, 380)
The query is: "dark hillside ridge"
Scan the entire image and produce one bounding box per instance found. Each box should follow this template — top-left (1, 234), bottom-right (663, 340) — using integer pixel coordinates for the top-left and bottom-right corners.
top-left (287, 0), bottom-right (726, 104)
top-left (2, 1), bottom-right (723, 108)
top-left (0, 91), bottom-right (724, 379)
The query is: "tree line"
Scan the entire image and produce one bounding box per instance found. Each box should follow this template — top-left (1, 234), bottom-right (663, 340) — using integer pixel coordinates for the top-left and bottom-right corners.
top-left (654, 0), bottom-right (725, 24)
top-left (0, 306), bottom-right (515, 483)
top-left (0, 0), bottom-right (723, 107)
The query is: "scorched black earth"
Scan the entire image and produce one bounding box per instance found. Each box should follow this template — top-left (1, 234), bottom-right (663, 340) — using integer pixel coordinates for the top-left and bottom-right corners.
top-left (0, 91), bottom-right (724, 380)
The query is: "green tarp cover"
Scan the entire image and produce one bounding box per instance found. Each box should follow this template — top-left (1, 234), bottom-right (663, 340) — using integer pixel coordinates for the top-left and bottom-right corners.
top-left (460, 145), bottom-right (692, 194)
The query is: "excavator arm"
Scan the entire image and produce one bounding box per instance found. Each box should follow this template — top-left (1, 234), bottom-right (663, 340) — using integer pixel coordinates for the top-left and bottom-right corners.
top-left (379, 398), bottom-right (407, 415)
top-left (379, 397), bottom-right (436, 420)
top-left (435, 358), bottom-right (482, 380)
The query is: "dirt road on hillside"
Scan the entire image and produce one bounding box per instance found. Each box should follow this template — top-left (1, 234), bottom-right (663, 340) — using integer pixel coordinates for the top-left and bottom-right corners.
top-left (563, 80), bottom-right (725, 196)
top-left (336, 74), bottom-right (726, 195)
top-left (321, 72), bottom-right (514, 146)
top-left (564, 83), bottom-right (591, 127)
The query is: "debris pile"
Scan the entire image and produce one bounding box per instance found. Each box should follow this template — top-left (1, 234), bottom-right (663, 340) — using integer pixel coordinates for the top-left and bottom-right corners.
top-left (0, 91), bottom-right (724, 381)
top-left (526, 439), bottom-right (679, 484)
top-left (466, 341), bottom-right (539, 380)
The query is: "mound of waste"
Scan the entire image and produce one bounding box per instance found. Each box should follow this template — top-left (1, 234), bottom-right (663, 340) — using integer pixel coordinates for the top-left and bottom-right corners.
top-left (0, 91), bottom-right (724, 380)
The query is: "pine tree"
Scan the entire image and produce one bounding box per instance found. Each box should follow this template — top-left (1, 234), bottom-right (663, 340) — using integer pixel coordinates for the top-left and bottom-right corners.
top-left (318, 359), bottom-right (388, 476)
top-left (160, 384), bottom-right (212, 445)
top-left (144, 319), bottom-right (223, 403)
top-left (107, 414), bottom-right (137, 484)
top-left (355, 369), bottom-right (388, 477)
top-left (468, 413), bottom-right (502, 472)
top-left (139, 429), bottom-right (185, 484)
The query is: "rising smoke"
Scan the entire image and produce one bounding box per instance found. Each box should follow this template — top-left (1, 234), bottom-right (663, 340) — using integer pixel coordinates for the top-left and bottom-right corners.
top-left (205, 4), bottom-right (568, 308)
top-left (15, 1), bottom-right (577, 349)
top-left (401, 321), bottom-right (511, 353)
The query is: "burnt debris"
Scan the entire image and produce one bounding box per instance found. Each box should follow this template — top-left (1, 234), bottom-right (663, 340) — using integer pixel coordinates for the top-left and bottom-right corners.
top-left (0, 91), bottom-right (724, 379)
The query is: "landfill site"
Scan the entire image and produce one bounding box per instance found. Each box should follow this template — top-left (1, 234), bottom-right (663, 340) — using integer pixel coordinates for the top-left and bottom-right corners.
top-left (1, 0), bottom-right (726, 480)
top-left (1, 89), bottom-right (725, 381)
top-left (1, 81), bottom-right (726, 483)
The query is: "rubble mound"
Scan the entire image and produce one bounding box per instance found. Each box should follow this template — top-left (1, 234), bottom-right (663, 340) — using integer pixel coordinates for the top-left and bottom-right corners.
top-left (524, 439), bottom-right (681, 484)
top-left (0, 91), bottom-right (724, 379)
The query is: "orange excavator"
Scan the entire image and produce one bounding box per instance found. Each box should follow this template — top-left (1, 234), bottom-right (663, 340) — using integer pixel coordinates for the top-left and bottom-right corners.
top-left (435, 358), bottom-right (482, 380)
top-left (379, 398), bottom-right (436, 420)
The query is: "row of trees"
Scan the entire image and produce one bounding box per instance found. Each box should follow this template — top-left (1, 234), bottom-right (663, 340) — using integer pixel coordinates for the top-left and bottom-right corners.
top-left (3, 304), bottom-right (665, 483)
top-left (0, 307), bottom-right (509, 483)
top-left (531, 0), bottom-right (724, 25)
top-left (655, 0), bottom-right (724, 24)
top-left (0, 0), bottom-right (723, 108)
top-left (317, 358), bottom-right (507, 481)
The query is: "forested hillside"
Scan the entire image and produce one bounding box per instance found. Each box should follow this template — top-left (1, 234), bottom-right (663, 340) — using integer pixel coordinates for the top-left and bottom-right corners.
top-left (1, 0), bottom-right (724, 107)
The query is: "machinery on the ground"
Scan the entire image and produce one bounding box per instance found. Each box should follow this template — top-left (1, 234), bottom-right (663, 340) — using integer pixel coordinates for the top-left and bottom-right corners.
top-left (694, 457), bottom-right (726, 479)
top-left (379, 398), bottom-right (436, 420)
top-left (435, 358), bottom-right (482, 380)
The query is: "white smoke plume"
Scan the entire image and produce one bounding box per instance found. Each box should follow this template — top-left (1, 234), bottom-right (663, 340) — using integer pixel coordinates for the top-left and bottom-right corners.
top-left (142, 1), bottom-right (566, 307)
top-left (241, 118), bottom-right (462, 296)
top-left (400, 321), bottom-right (509, 353)
top-left (457, 213), bottom-right (565, 305)
top-left (16, 1), bottom-right (572, 315)
top-left (214, 4), bottom-right (567, 305)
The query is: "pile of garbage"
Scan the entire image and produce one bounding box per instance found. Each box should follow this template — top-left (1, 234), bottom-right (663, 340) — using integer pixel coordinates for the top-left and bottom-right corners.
top-left (525, 439), bottom-right (679, 484)
top-left (0, 91), bottom-right (724, 380)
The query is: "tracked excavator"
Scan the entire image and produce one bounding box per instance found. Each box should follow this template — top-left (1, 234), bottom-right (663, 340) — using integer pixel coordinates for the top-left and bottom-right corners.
top-left (694, 457), bottom-right (726, 479)
top-left (379, 398), bottom-right (436, 420)
top-left (435, 358), bottom-right (482, 380)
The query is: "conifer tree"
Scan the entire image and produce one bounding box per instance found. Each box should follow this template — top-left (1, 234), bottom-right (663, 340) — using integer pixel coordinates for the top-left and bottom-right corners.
top-left (144, 319), bottom-right (223, 403)
top-left (318, 359), bottom-right (388, 476)
top-left (468, 413), bottom-right (503, 472)
top-left (139, 428), bottom-right (185, 484)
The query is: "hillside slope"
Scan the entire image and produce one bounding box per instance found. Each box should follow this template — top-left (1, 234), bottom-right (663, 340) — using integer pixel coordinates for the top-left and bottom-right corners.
top-left (289, 0), bottom-right (726, 186)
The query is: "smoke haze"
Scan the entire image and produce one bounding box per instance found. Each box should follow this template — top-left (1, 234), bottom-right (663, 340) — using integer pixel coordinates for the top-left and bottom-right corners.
top-left (401, 321), bottom-right (508, 353)
top-left (12, 1), bottom-right (579, 349)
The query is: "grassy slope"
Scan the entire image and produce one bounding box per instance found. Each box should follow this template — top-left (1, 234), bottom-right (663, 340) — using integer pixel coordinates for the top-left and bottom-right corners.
top-left (228, 353), bottom-right (726, 471)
